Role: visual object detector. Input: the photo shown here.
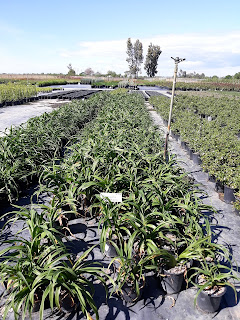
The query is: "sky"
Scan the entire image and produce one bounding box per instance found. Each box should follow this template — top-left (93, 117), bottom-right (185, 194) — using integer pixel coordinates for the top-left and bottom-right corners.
top-left (0, 0), bottom-right (240, 77)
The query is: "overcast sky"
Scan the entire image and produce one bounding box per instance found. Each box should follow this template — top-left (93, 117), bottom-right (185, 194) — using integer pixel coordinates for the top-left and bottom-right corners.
top-left (0, 0), bottom-right (239, 76)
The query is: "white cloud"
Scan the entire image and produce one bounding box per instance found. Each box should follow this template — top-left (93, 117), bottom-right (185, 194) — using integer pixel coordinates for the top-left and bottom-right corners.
top-left (56, 31), bottom-right (240, 76)
top-left (1, 31), bottom-right (240, 76)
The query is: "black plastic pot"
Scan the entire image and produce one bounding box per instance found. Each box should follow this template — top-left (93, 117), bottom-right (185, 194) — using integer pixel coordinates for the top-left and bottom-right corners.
top-left (208, 174), bottom-right (216, 183)
top-left (196, 286), bottom-right (227, 313)
top-left (120, 281), bottom-right (143, 304)
top-left (192, 152), bottom-right (202, 166)
top-left (60, 292), bottom-right (77, 313)
top-left (175, 133), bottom-right (180, 141)
top-left (186, 147), bottom-right (191, 157)
top-left (224, 185), bottom-right (236, 204)
top-left (181, 141), bottom-right (186, 149)
top-left (215, 180), bottom-right (224, 193)
top-left (185, 143), bottom-right (190, 153)
top-left (171, 131), bottom-right (178, 140)
top-left (189, 149), bottom-right (193, 160)
top-left (104, 242), bottom-right (117, 258)
top-left (162, 267), bottom-right (185, 294)
top-left (32, 300), bottom-right (41, 313)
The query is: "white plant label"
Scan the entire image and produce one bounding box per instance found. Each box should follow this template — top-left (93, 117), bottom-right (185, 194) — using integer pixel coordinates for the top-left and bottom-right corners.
top-left (100, 192), bottom-right (122, 203)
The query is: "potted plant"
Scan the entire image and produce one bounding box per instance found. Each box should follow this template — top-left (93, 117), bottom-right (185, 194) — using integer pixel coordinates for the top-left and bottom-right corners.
top-left (0, 205), bottom-right (111, 320)
top-left (109, 232), bottom-right (148, 304)
top-left (97, 198), bottom-right (131, 258)
top-left (0, 240), bottom-right (110, 320)
top-left (154, 234), bottom-right (221, 295)
top-left (158, 238), bottom-right (206, 294)
top-left (189, 260), bottom-right (239, 313)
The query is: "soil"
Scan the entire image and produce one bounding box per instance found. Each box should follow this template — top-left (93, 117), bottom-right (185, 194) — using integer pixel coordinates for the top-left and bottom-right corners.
top-left (198, 275), bottom-right (226, 296)
top-left (165, 265), bottom-right (186, 274)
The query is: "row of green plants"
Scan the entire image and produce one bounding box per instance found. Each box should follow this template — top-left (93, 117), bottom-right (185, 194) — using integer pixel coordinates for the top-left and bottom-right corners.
top-left (0, 94), bottom-right (106, 203)
top-left (149, 94), bottom-right (240, 205)
top-left (91, 80), bottom-right (119, 88)
top-left (32, 92), bottom-right (239, 314)
top-left (0, 83), bottom-right (52, 105)
top-left (37, 79), bottom-right (68, 87)
top-left (137, 79), bottom-right (240, 91)
top-left (37, 79), bottom-right (80, 87)
top-left (37, 78), bottom-right (120, 89)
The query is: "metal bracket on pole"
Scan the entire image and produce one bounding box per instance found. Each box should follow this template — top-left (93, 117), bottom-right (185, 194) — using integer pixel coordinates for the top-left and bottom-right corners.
top-left (164, 57), bottom-right (185, 161)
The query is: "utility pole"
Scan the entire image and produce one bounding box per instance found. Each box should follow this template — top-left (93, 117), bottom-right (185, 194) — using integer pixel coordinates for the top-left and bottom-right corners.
top-left (164, 57), bottom-right (185, 160)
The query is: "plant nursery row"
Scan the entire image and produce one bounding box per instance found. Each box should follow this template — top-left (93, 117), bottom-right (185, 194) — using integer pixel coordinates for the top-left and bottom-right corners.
top-left (0, 83), bottom-right (52, 106)
top-left (137, 79), bottom-right (240, 92)
top-left (0, 92), bottom-right (238, 319)
top-left (91, 81), bottom-right (119, 89)
top-left (149, 94), bottom-right (240, 211)
top-left (0, 94), bottom-right (106, 204)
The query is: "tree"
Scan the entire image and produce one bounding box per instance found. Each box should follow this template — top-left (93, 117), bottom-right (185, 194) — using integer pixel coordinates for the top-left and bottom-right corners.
top-left (94, 71), bottom-right (103, 77)
top-left (67, 63), bottom-right (76, 76)
top-left (144, 43), bottom-right (162, 77)
top-left (178, 70), bottom-right (205, 79)
top-left (106, 70), bottom-right (121, 78)
top-left (126, 38), bottom-right (143, 78)
top-left (178, 69), bottom-right (187, 78)
top-left (234, 72), bottom-right (240, 79)
top-left (84, 68), bottom-right (94, 76)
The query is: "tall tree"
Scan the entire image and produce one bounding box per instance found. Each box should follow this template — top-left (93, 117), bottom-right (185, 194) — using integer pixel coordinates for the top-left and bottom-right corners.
top-left (67, 63), bottom-right (76, 76)
top-left (126, 38), bottom-right (143, 78)
top-left (144, 44), bottom-right (162, 77)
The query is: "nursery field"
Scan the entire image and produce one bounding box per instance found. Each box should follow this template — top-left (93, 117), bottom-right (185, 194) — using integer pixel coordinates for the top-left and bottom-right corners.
top-left (149, 93), bottom-right (240, 211)
top-left (0, 91), bottom-right (239, 320)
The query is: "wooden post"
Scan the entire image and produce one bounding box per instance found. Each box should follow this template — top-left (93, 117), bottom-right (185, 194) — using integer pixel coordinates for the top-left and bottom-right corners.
top-left (164, 57), bottom-right (185, 160)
